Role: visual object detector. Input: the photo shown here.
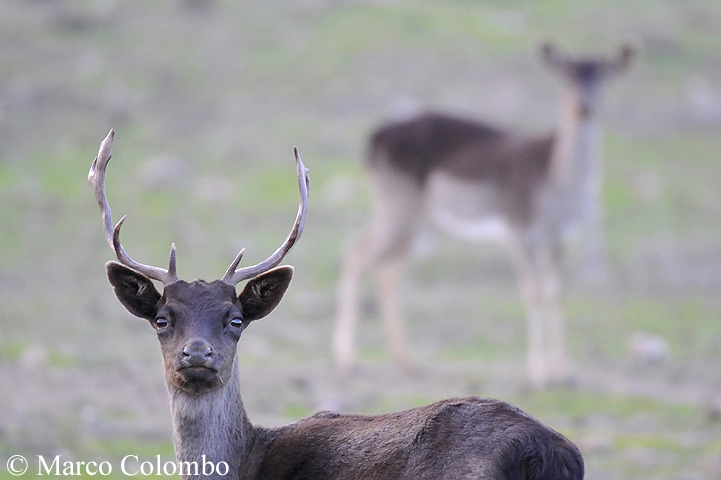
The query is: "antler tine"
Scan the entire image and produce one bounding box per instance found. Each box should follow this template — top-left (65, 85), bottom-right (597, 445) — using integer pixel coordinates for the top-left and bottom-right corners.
top-left (222, 147), bottom-right (310, 286)
top-left (88, 130), bottom-right (179, 286)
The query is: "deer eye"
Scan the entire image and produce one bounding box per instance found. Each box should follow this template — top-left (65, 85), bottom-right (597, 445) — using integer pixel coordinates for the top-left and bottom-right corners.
top-left (229, 318), bottom-right (243, 329)
top-left (155, 317), bottom-right (168, 329)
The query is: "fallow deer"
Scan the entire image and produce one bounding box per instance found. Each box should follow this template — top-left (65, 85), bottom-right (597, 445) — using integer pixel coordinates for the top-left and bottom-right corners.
top-left (334, 42), bottom-right (634, 387)
top-left (89, 130), bottom-right (584, 479)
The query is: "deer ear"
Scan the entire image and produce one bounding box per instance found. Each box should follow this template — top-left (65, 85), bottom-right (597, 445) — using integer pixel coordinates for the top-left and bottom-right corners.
top-left (540, 41), bottom-right (566, 70)
top-left (238, 266), bottom-right (293, 322)
top-left (608, 42), bottom-right (635, 74)
top-left (106, 261), bottom-right (162, 320)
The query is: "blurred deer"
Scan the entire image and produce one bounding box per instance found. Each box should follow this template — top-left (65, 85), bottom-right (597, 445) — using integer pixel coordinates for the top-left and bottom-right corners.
top-left (334, 42), bottom-right (634, 387)
top-left (89, 131), bottom-right (583, 480)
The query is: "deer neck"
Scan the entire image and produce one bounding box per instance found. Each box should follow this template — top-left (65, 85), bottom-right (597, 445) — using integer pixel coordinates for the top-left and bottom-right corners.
top-left (166, 358), bottom-right (260, 480)
top-left (550, 85), bottom-right (602, 193)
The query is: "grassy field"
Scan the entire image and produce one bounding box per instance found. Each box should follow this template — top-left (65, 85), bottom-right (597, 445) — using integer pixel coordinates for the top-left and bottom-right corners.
top-left (1, 1), bottom-right (721, 478)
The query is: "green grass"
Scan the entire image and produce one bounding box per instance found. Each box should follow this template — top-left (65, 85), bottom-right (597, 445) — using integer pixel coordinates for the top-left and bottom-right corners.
top-left (0, 341), bottom-right (25, 362)
top-left (519, 389), bottom-right (701, 421)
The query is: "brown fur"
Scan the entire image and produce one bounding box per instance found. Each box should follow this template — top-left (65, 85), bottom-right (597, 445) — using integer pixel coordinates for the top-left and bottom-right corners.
top-left (371, 113), bottom-right (555, 225)
top-left (369, 114), bottom-right (507, 185)
top-left (106, 262), bottom-right (584, 480)
top-left (257, 397), bottom-right (583, 480)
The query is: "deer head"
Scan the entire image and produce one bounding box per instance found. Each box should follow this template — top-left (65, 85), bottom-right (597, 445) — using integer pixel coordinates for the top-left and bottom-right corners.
top-left (541, 42), bottom-right (635, 118)
top-left (89, 130), bottom-right (309, 395)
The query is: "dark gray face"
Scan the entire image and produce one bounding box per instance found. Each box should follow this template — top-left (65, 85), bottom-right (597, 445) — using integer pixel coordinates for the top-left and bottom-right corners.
top-left (155, 281), bottom-right (244, 394)
top-left (106, 262), bottom-right (294, 395)
top-left (568, 60), bottom-right (606, 93)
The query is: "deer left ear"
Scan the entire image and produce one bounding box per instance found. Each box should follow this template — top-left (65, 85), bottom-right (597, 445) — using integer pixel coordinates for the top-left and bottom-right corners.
top-left (238, 266), bottom-right (294, 322)
top-left (106, 261), bottom-right (162, 320)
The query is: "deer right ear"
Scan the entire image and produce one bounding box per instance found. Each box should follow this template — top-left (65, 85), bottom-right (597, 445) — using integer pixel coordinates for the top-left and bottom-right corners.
top-left (106, 261), bottom-right (162, 320)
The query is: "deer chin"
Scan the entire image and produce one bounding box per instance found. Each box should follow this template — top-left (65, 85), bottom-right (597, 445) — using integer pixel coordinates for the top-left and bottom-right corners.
top-left (171, 366), bottom-right (223, 394)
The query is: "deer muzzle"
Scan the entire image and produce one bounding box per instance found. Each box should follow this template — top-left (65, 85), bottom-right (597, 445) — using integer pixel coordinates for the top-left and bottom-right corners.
top-left (181, 340), bottom-right (214, 366)
top-left (169, 340), bottom-right (224, 394)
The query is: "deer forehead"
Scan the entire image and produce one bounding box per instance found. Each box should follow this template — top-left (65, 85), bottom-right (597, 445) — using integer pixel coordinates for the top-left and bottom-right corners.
top-left (569, 60), bottom-right (607, 82)
top-left (160, 280), bottom-right (240, 320)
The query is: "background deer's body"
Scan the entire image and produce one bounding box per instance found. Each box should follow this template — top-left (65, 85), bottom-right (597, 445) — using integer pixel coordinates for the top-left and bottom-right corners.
top-left (90, 131), bottom-right (584, 480)
top-left (334, 43), bottom-right (633, 386)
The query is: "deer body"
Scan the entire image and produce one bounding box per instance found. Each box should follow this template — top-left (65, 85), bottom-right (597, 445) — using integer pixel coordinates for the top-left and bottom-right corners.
top-left (90, 131), bottom-right (583, 480)
top-left (256, 396), bottom-right (581, 480)
top-left (111, 272), bottom-right (582, 480)
top-left (334, 43), bottom-right (633, 386)
top-left (164, 344), bottom-right (582, 480)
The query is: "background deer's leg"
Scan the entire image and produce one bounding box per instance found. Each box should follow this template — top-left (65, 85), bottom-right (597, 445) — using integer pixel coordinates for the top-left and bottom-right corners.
top-left (334, 165), bottom-right (421, 371)
top-left (511, 235), bottom-right (550, 387)
top-left (375, 257), bottom-right (415, 372)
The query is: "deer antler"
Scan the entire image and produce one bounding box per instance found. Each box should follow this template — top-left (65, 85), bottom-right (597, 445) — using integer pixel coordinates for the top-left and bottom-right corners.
top-left (88, 130), bottom-right (179, 286)
top-left (222, 147), bottom-right (310, 286)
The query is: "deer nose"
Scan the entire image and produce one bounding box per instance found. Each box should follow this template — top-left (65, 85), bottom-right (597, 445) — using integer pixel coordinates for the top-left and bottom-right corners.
top-left (182, 341), bottom-right (213, 360)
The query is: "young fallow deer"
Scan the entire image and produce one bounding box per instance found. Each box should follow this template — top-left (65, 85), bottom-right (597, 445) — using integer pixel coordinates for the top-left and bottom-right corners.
top-left (334, 42), bottom-right (634, 387)
top-left (90, 130), bottom-right (584, 479)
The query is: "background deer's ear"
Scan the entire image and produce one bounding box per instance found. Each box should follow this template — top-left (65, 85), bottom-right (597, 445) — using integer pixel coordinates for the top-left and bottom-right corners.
top-left (106, 261), bottom-right (162, 320)
top-left (238, 266), bottom-right (293, 322)
top-left (540, 41), bottom-right (566, 70)
top-left (608, 42), bottom-right (636, 74)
